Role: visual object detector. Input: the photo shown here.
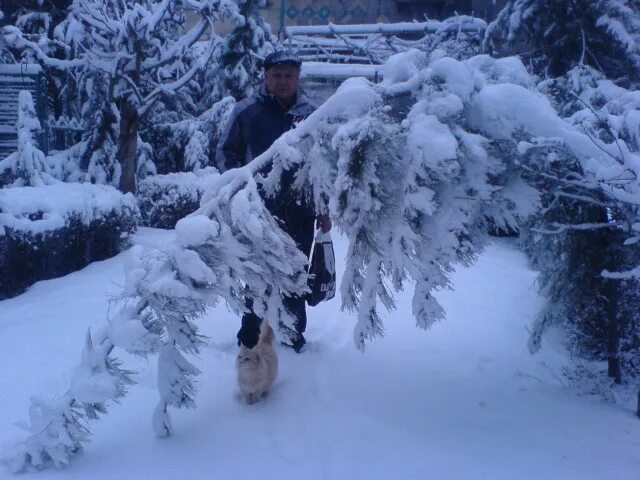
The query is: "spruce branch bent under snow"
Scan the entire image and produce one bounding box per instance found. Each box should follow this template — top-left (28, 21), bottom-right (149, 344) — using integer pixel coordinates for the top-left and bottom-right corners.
top-left (10, 50), bottom-right (640, 471)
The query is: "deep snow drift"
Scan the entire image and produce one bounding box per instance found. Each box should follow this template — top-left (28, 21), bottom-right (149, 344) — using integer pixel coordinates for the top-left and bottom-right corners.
top-left (0, 228), bottom-right (638, 479)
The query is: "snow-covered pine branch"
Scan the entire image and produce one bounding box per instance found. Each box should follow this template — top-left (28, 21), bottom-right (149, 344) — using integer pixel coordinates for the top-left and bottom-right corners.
top-left (6, 327), bottom-right (135, 472)
top-left (11, 48), bottom-right (640, 469)
top-left (218, 0), bottom-right (275, 100)
top-left (148, 94), bottom-right (236, 174)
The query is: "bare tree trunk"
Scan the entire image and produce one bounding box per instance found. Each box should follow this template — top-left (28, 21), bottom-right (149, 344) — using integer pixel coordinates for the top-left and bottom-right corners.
top-left (117, 99), bottom-right (138, 194)
top-left (606, 304), bottom-right (622, 384)
top-left (604, 270), bottom-right (622, 385)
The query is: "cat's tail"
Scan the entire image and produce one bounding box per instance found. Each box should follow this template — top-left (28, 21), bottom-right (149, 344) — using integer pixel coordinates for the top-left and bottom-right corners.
top-left (259, 320), bottom-right (275, 345)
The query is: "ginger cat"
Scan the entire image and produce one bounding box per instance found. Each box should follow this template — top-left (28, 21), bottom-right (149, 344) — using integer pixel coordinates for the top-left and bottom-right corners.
top-left (236, 321), bottom-right (278, 404)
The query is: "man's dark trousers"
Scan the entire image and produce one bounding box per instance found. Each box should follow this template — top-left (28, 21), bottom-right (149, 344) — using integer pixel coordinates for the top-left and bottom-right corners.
top-left (237, 215), bottom-right (315, 350)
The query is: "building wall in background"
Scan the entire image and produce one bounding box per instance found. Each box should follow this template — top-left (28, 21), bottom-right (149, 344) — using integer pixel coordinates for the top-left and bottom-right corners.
top-left (188, 1), bottom-right (508, 36)
top-left (267, 0), bottom-right (507, 33)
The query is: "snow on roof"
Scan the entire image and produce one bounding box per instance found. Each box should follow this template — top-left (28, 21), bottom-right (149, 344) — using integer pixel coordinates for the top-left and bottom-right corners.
top-left (301, 62), bottom-right (383, 79)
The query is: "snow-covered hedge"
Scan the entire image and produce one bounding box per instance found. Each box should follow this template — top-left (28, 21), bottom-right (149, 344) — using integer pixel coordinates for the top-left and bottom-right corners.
top-left (0, 183), bottom-right (139, 299)
top-left (137, 167), bottom-right (219, 229)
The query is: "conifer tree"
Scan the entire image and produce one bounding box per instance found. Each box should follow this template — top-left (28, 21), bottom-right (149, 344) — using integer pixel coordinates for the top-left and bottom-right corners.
top-left (487, 1), bottom-right (640, 389)
top-left (485, 0), bottom-right (640, 87)
top-left (0, 90), bottom-right (55, 187)
top-left (78, 72), bottom-right (120, 186)
top-left (218, 0), bottom-right (274, 100)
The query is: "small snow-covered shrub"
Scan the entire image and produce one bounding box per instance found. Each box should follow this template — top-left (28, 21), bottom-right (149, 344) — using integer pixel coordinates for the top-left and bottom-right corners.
top-left (0, 90), bottom-right (57, 187)
top-left (137, 167), bottom-right (219, 229)
top-left (0, 183), bottom-right (139, 299)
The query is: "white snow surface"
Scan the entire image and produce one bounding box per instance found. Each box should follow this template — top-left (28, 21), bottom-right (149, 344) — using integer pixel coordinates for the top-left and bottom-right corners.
top-left (0, 228), bottom-right (638, 479)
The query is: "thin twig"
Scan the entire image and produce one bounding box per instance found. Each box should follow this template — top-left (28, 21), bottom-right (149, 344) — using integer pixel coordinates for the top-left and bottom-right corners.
top-left (571, 93), bottom-right (626, 157)
top-left (534, 221), bottom-right (624, 234)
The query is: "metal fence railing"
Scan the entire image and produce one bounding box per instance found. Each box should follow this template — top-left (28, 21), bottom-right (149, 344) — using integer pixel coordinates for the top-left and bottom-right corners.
top-left (48, 116), bottom-right (85, 152)
top-left (0, 63), bottom-right (49, 159)
top-left (281, 18), bottom-right (487, 64)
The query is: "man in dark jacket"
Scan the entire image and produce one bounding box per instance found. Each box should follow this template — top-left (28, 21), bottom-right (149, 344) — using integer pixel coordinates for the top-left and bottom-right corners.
top-left (216, 50), bottom-right (331, 353)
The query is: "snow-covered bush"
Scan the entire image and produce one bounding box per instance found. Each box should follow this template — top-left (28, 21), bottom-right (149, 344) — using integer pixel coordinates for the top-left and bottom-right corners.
top-left (0, 183), bottom-right (139, 300)
top-left (561, 359), bottom-right (640, 408)
top-left (137, 167), bottom-right (220, 229)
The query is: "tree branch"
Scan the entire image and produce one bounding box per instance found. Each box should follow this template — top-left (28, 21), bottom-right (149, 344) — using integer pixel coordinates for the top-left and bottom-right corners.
top-left (139, 17), bottom-right (218, 115)
top-left (534, 221), bottom-right (624, 234)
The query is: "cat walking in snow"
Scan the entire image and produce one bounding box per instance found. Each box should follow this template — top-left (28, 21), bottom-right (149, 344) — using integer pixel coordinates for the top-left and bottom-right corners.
top-left (236, 321), bottom-right (278, 404)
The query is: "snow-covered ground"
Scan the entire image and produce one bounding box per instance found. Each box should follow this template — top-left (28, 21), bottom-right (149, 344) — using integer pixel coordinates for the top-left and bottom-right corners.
top-left (1, 228), bottom-right (638, 479)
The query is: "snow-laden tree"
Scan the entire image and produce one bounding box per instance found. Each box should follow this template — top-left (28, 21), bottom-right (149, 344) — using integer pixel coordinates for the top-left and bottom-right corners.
top-left (485, 0), bottom-right (640, 87)
top-left (485, 0), bottom-right (640, 394)
top-left (0, 0), bottom-right (72, 64)
top-left (77, 72), bottom-right (121, 186)
top-left (522, 64), bottom-right (640, 388)
top-left (147, 94), bottom-right (236, 174)
top-left (3, 0), bottom-right (241, 192)
top-left (218, 0), bottom-right (274, 100)
top-left (9, 50), bottom-right (640, 471)
top-left (486, 0), bottom-right (640, 387)
top-left (144, 0), bottom-right (272, 174)
top-left (0, 90), bottom-right (56, 187)
top-left (0, 1), bottom-right (76, 118)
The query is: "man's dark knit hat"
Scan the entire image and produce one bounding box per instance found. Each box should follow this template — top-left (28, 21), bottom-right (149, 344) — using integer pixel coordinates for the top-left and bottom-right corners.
top-left (264, 50), bottom-right (302, 70)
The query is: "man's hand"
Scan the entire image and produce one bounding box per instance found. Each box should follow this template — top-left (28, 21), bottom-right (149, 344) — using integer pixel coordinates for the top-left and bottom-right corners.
top-left (317, 214), bottom-right (332, 233)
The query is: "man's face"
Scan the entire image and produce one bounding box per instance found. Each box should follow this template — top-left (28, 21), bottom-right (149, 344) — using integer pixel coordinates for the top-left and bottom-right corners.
top-left (265, 64), bottom-right (300, 104)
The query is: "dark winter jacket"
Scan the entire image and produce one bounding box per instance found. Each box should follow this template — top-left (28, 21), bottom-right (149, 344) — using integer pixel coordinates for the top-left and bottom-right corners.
top-left (215, 84), bottom-right (317, 228)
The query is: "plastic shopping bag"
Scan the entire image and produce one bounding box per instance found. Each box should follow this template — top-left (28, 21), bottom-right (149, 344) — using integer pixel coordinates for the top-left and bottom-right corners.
top-left (306, 230), bottom-right (336, 306)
